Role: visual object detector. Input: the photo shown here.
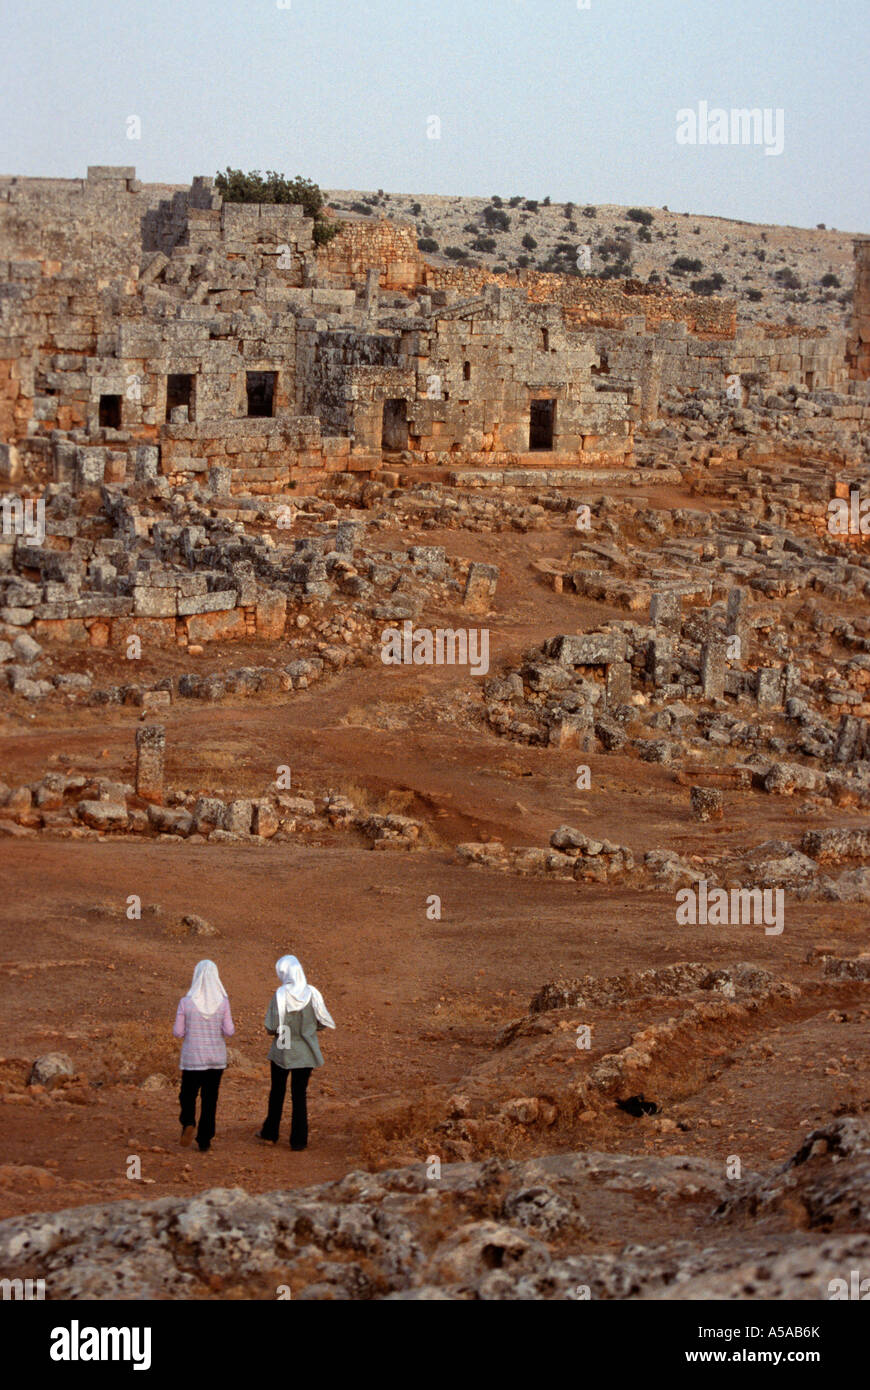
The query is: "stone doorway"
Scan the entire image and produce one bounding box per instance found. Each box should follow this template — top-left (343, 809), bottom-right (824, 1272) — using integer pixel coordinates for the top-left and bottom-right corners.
top-left (529, 398), bottom-right (555, 450)
top-left (381, 398), bottom-right (409, 450)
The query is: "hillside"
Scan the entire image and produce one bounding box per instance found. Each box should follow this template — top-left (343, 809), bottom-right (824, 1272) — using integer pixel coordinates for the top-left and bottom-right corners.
top-left (327, 189), bottom-right (857, 332)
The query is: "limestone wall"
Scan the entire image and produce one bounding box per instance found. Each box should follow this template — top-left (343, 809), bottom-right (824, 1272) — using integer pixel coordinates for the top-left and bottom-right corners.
top-left (848, 239), bottom-right (870, 380)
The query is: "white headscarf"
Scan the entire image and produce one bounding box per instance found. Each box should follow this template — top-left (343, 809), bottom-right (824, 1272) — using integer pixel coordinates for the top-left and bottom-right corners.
top-left (185, 960), bottom-right (228, 1018)
top-left (274, 955), bottom-right (335, 1029)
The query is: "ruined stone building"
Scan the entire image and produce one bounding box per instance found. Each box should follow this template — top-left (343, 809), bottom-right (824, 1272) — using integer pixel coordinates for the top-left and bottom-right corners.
top-left (2, 165), bottom-right (863, 500)
top-left (0, 167), bottom-right (867, 658)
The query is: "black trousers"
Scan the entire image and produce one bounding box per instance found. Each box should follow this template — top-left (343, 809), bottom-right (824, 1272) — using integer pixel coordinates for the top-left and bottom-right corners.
top-left (179, 1068), bottom-right (223, 1147)
top-left (262, 1063), bottom-right (312, 1146)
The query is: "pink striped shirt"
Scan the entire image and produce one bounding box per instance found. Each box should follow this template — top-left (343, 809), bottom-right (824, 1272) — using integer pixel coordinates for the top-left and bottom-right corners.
top-left (173, 997), bottom-right (234, 1070)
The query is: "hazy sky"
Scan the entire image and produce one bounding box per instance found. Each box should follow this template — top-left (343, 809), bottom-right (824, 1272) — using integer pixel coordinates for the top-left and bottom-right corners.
top-left (2, 0), bottom-right (866, 230)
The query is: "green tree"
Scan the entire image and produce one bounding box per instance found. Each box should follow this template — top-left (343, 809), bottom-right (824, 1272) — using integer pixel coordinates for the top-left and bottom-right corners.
top-left (214, 168), bottom-right (339, 245)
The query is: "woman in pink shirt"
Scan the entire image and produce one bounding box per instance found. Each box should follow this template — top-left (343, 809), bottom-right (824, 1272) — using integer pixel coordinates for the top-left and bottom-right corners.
top-left (173, 960), bottom-right (235, 1152)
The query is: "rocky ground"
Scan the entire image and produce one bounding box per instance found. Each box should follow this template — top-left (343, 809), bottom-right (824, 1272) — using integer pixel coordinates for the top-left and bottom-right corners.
top-left (1, 1117), bottom-right (868, 1299)
top-left (327, 190), bottom-right (855, 331)
top-left (1, 388), bottom-right (869, 1300)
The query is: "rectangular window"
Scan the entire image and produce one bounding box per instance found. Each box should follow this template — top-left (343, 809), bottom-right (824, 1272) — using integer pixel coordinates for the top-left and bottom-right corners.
top-left (99, 394), bottom-right (122, 429)
top-left (166, 373), bottom-right (195, 422)
top-left (246, 371), bottom-right (276, 418)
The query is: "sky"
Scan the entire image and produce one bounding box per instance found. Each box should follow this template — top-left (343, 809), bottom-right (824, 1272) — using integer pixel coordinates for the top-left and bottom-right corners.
top-left (1, 0), bottom-right (867, 231)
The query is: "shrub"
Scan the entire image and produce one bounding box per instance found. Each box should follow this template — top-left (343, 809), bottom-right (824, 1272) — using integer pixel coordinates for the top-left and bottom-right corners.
top-left (491, 195), bottom-right (503, 208)
top-left (521, 233), bottom-right (537, 250)
top-left (524, 199), bottom-right (539, 212)
top-left (582, 206), bottom-right (597, 218)
top-left (516, 254), bottom-right (530, 268)
top-left (672, 255), bottom-right (703, 273)
top-left (599, 236), bottom-right (632, 261)
top-left (350, 201), bottom-right (373, 216)
top-left (626, 207), bottom-right (654, 226)
top-left (472, 235), bottom-right (497, 253)
top-left (215, 168), bottom-right (339, 245)
top-left (775, 268), bottom-right (801, 289)
top-left (508, 196), bottom-right (523, 208)
top-left (564, 202), bottom-right (575, 219)
top-left (820, 272), bottom-right (840, 288)
top-left (410, 201), bottom-right (422, 216)
top-left (417, 237), bottom-right (439, 253)
top-left (444, 246), bottom-right (468, 260)
top-left (690, 274), bottom-right (725, 295)
top-left (483, 206), bottom-right (511, 232)
top-left (747, 288), bottom-right (764, 302)
top-left (637, 226), bottom-right (652, 243)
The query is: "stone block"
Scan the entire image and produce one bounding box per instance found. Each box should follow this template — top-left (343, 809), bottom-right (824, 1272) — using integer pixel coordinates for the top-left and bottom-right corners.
top-left (185, 608), bottom-right (248, 643)
top-left (605, 660), bottom-right (632, 706)
top-left (135, 724), bottom-right (165, 804)
top-left (255, 590), bottom-right (286, 639)
top-left (700, 638), bottom-right (727, 700)
top-left (690, 786), bottom-right (724, 821)
top-left (549, 632), bottom-right (626, 666)
top-left (222, 799), bottom-right (253, 835)
top-left (756, 667), bottom-right (784, 711)
top-left (176, 591), bottom-right (237, 616)
top-left (133, 587), bottom-right (177, 618)
top-left (650, 590), bottom-right (681, 631)
top-left (134, 445), bottom-right (160, 483)
top-left (463, 562), bottom-right (499, 613)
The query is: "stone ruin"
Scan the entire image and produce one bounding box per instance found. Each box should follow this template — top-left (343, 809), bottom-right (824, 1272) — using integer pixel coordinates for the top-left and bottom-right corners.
top-left (0, 166), bottom-right (868, 662)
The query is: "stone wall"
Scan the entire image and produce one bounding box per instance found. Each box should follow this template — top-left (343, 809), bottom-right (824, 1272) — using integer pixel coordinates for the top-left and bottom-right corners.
top-left (848, 239), bottom-right (870, 380)
top-left (425, 266), bottom-right (737, 338)
top-left (592, 319), bottom-right (849, 422)
top-left (313, 215), bottom-right (736, 337)
top-left (316, 216), bottom-right (422, 291)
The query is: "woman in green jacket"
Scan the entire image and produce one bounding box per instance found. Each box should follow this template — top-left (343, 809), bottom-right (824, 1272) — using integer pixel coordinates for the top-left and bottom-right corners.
top-left (257, 954), bottom-right (335, 1149)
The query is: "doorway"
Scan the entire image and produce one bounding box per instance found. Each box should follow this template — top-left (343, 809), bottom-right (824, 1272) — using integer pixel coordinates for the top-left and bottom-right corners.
top-left (381, 398), bottom-right (409, 450)
top-left (529, 398), bottom-right (555, 450)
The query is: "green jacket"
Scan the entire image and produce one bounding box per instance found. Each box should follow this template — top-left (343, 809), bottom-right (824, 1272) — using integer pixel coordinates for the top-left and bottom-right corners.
top-left (265, 996), bottom-right (325, 1070)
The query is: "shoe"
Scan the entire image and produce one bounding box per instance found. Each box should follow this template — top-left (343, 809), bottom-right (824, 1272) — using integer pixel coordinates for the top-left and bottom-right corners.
top-left (197, 1141), bottom-right (211, 1152)
top-left (180, 1125), bottom-right (195, 1147)
top-left (290, 1143), bottom-right (307, 1151)
top-left (256, 1130), bottom-right (277, 1144)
